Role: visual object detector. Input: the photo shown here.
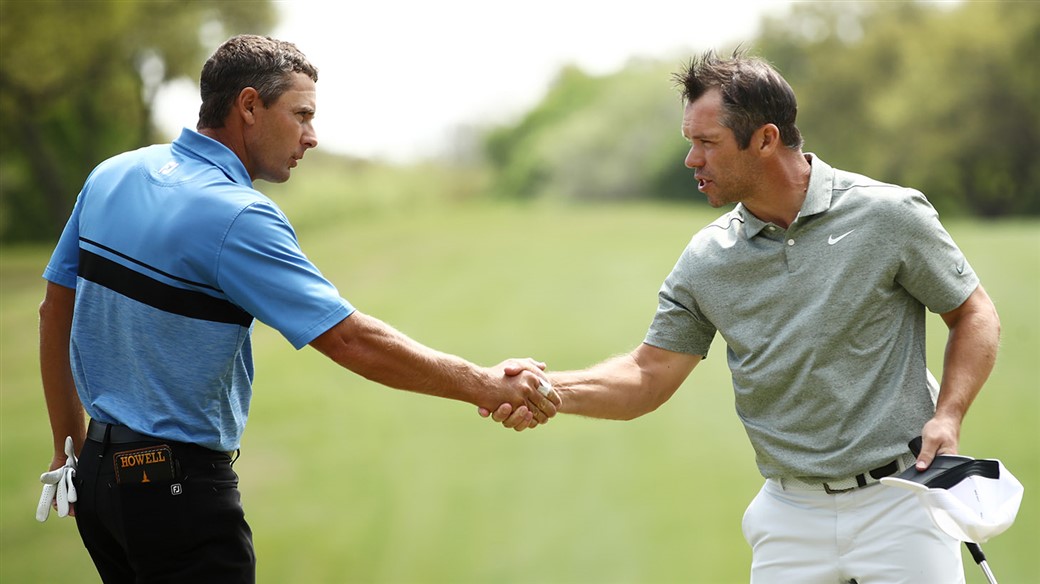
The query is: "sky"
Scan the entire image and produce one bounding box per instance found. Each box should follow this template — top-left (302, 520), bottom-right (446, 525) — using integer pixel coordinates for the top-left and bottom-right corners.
top-left (154, 0), bottom-right (795, 162)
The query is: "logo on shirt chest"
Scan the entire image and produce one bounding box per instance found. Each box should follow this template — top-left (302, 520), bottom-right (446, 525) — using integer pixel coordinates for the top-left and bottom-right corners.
top-left (827, 229), bottom-right (856, 245)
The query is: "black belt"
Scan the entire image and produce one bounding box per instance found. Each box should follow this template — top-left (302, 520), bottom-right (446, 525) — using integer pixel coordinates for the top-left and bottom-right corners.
top-left (852, 458), bottom-right (899, 486)
top-left (86, 419), bottom-right (238, 460)
top-left (87, 419), bottom-right (160, 444)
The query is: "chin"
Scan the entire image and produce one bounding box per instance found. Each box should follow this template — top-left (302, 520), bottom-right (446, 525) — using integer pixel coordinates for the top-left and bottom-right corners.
top-left (259, 172), bottom-right (291, 184)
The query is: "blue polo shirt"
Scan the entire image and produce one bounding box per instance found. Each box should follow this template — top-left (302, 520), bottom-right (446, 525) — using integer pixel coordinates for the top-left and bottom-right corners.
top-left (44, 128), bottom-right (354, 451)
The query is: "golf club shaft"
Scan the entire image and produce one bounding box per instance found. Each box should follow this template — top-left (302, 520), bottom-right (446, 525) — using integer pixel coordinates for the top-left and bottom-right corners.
top-left (965, 542), bottom-right (997, 584)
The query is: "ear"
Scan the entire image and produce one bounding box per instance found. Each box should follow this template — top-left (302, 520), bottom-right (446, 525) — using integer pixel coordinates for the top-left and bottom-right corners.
top-left (236, 87), bottom-right (261, 126)
top-left (756, 124), bottom-right (781, 157)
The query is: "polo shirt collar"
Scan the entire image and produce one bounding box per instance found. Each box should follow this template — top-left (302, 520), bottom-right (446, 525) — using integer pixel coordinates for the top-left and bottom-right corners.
top-left (737, 153), bottom-right (835, 238)
top-left (800, 153), bottom-right (834, 219)
top-left (736, 205), bottom-right (769, 238)
top-left (172, 128), bottom-right (252, 186)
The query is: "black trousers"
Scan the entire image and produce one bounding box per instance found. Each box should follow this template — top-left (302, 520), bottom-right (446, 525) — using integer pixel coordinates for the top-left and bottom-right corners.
top-left (75, 428), bottom-right (255, 583)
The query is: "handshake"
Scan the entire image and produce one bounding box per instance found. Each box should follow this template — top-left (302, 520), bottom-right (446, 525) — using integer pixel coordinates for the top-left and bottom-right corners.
top-left (477, 357), bottom-right (562, 432)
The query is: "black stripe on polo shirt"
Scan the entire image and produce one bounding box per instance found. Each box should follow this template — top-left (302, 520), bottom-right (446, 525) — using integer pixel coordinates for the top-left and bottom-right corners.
top-left (78, 249), bottom-right (253, 327)
top-left (80, 237), bottom-right (220, 292)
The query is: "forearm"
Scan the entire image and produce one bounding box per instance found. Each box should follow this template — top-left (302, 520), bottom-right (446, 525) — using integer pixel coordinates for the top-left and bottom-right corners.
top-left (554, 345), bottom-right (700, 420)
top-left (311, 311), bottom-right (530, 412)
top-left (916, 286), bottom-right (1001, 466)
top-left (39, 283), bottom-right (85, 461)
top-left (935, 287), bottom-right (1001, 424)
top-left (339, 313), bottom-right (488, 402)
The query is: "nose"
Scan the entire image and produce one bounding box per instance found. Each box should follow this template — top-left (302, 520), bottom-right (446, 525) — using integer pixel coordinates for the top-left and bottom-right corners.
top-left (684, 144), bottom-right (702, 169)
top-left (303, 123), bottom-right (318, 150)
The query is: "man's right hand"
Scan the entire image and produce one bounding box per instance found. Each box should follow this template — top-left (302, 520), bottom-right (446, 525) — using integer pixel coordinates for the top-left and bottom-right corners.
top-left (481, 358), bottom-right (560, 427)
top-left (36, 436), bottom-right (78, 522)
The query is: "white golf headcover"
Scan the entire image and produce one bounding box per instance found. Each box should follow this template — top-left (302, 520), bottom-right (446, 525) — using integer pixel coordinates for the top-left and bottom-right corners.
top-left (36, 436), bottom-right (78, 522)
top-left (881, 455), bottom-right (1024, 544)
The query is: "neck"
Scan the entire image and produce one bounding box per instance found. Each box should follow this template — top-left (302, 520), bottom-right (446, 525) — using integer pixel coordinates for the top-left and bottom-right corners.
top-left (198, 125), bottom-right (252, 179)
top-left (742, 151), bottom-right (812, 229)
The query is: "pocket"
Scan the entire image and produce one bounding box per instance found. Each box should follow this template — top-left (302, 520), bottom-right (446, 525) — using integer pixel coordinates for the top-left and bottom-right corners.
top-left (185, 463), bottom-right (244, 526)
top-left (741, 484), bottom-right (765, 546)
top-left (118, 478), bottom-right (189, 561)
top-left (112, 445), bottom-right (176, 484)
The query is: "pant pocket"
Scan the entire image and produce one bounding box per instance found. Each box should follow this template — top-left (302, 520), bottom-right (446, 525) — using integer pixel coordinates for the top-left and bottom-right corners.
top-left (117, 479), bottom-right (189, 567)
top-left (742, 484), bottom-right (765, 546)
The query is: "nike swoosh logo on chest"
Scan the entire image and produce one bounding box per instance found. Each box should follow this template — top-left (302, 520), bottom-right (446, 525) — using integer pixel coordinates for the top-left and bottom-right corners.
top-left (828, 230), bottom-right (855, 245)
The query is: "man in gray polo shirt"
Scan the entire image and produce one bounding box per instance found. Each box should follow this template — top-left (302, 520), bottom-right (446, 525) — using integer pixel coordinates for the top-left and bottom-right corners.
top-left (484, 49), bottom-right (1000, 582)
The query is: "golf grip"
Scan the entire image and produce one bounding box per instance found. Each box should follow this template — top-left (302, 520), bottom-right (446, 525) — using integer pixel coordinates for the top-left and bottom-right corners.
top-left (965, 542), bottom-right (987, 565)
top-left (908, 436), bottom-right (923, 457)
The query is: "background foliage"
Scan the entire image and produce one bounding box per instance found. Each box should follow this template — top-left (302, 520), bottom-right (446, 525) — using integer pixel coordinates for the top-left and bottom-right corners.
top-left (0, 0), bottom-right (275, 242)
top-left (485, 2), bottom-right (1040, 216)
top-left (757, 1), bottom-right (1040, 217)
top-left (3, 2), bottom-right (1040, 243)
top-left (2, 2), bottom-right (1038, 582)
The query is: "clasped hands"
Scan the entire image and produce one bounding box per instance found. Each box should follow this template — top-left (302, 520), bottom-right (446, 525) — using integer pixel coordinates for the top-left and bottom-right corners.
top-left (481, 358), bottom-right (559, 432)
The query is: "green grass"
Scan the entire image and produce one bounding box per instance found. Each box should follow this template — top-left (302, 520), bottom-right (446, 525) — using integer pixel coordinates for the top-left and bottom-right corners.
top-left (2, 201), bottom-right (1037, 583)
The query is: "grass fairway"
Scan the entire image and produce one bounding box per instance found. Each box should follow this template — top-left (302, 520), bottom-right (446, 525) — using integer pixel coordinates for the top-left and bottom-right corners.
top-left (2, 201), bottom-right (1036, 583)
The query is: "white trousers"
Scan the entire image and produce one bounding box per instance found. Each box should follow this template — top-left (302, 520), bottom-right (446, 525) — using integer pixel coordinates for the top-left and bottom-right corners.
top-left (742, 479), bottom-right (964, 584)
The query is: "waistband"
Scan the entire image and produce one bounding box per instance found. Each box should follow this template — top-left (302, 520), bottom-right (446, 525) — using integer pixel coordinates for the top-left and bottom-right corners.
top-left (86, 419), bottom-right (159, 444)
top-left (779, 452), bottom-right (917, 494)
top-left (86, 419), bottom-right (237, 460)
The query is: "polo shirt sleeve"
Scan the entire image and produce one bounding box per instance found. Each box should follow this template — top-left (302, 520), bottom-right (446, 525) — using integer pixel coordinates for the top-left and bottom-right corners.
top-left (644, 246), bottom-right (716, 357)
top-left (43, 187), bottom-right (87, 289)
top-left (893, 190), bottom-right (979, 314)
top-left (217, 201), bottom-right (354, 349)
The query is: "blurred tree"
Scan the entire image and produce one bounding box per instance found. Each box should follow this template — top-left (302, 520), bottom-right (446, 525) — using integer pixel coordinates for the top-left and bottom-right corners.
top-left (483, 60), bottom-right (702, 204)
top-left (758, 1), bottom-right (1040, 216)
top-left (486, 2), bottom-right (1039, 217)
top-left (0, 0), bottom-right (275, 242)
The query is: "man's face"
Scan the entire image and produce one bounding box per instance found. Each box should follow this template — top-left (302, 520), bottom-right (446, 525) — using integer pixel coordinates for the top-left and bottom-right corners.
top-left (681, 88), bottom-right (759, 208)
top-left (245, 72), bottom-right (318, 183)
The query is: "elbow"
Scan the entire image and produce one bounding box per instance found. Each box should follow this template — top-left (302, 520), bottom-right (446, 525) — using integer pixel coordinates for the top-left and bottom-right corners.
top-left (618, 406), bottom-right (656, 422)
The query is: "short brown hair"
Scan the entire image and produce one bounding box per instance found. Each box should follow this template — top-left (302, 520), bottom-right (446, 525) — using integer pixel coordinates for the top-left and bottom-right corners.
top-left (197, 35), bottom-right (318, 129)
top-left (673, 48), bottom-right (803, 150)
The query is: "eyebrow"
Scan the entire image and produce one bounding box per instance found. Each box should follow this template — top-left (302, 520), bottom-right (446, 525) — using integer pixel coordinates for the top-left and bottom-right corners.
top-left (684, 131), bottom-right (718, 142)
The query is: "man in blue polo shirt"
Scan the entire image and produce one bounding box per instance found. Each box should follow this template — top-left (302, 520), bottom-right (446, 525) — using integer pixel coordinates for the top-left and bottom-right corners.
top-left (484, 50), bottom-right (1000, 582)
top-left (38, 35), bottom-right (560, 583)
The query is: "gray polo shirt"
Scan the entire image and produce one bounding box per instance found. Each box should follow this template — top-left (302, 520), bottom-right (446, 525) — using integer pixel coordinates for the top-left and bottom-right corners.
top-left (645, 155), bottom-right (979, 480)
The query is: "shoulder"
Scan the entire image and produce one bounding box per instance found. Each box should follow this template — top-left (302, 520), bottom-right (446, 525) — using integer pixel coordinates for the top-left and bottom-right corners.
top-left (85, 144), bottom-right (170, 184)
top-left (691, 209), bottom-right (743, 245)
top-left (830, 167), bottom-right (935, 221)
top-left (669, 209), bottom-right (744, 273)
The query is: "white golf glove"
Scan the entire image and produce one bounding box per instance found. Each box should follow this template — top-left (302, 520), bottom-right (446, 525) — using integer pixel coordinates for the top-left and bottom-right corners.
top-left (36, 436), bottom-right (78, 522)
